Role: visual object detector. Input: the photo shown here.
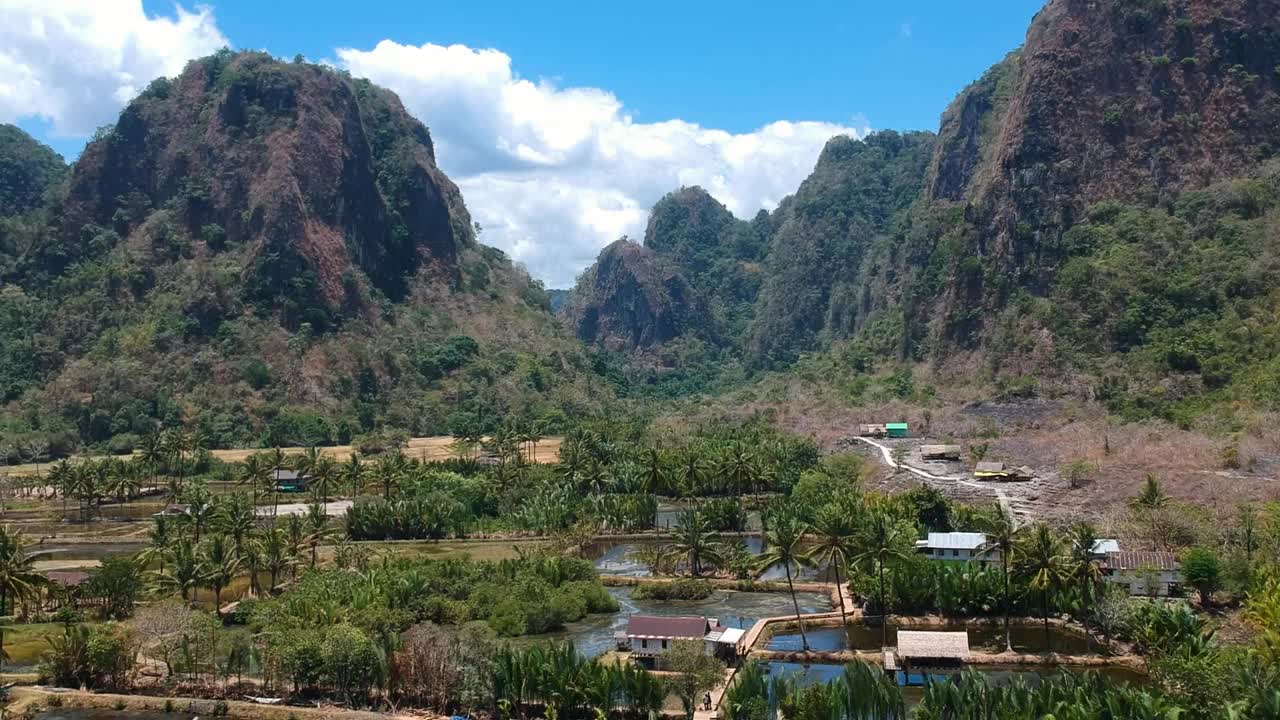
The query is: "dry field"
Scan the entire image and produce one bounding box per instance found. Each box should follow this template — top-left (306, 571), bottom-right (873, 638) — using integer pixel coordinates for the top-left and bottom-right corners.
top-left (1, 435), bottom-right (563, 476)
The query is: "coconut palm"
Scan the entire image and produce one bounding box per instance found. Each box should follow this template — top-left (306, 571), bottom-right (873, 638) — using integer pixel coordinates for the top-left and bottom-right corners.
top-left (240, 534), bottom-right (265, 597)
top-left (137, 431), bottom-right (166, 493)
top-left (373, 453), bottom-right (403, 501)
top-left (980, 507), bottom-right (1020, 652)
top-left (141, 514), bottom-right (175, 573)
top-left (1017, 523), bottom-right (1070, 651)
top-left (1067, 521), bottom-right (1104, 652)
top-left (0, 526), bottom-right (50, 617)
top-left (203, 534), bottom-right (242, 613)
top-left (47, 461), bottom-right (72, 518)
top-left (720, 440), bottom-right (757, 502)
top-left (285, 514), bottom-right (306, 579)
top-left (152, 537), bottom-right (207, 602)
top-left (262, 527), bottom-right (291, 588)
top-left (807, 505), bottom-right (857, 631)
top-left (669, 509), bottom-right (722, 577)
top-left (238, 454), bottom-right (271, 508)
top-left (641, 448), bottom-right (668, 497)
top-left (310, 456), bottom-right (338, 503)
top-left (217, 494), bottom-right (257, 556)
top-left (677, 452), bottom-right (706, 506)
top-left (305, 503), bottom-right (332, 567)
top-left (340, 454), bottom-right (367, 498)
top-left (757, 513), bottom-right (815, 651)
top-left (183, 490), bottom-right (217, 542)
top-left (854, 511), bottom-right (913, 648)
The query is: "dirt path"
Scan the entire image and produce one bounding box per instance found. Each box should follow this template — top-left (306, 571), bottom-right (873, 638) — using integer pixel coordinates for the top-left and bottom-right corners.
top-left (852, 436), bottom-right (1019, 524)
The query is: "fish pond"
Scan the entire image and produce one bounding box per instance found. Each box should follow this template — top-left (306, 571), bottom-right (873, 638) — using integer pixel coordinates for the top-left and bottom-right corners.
top-left (766, 621), bottom-right (1097, 655)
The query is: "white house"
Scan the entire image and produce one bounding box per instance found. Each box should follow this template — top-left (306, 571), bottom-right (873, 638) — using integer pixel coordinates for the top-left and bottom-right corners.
top-left (620, 615), bottom-right (743, 666)
top-left (1090, 539), bottom-right (1121, 558)
top-left (1103, 551), bottom-right (1181, 597)
top-left (915, 532), bottom-right (998, 563)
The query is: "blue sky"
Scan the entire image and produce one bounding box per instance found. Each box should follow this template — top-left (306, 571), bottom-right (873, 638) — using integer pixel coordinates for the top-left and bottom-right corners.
top-left (7, 0), bottom-right (1044, 286)
top-left (146, 0), bottom-right (1041, 140)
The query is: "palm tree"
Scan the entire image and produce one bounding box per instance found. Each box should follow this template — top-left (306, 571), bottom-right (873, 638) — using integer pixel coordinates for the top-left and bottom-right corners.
top-left (641, 448), bottom-right (668, 497)
top-left (310, 456), bottom-right (337, 503)
top-left (47, 461), bottom-right (71, 519)
top-left (757, 513), bottom-right (814, 651)
top-left (1017, 523), bottom-right (1070, 652)
top-left (162, 428), bottom-right (191, 497)
top-left (184, 491), bottom-right (217, 542)
top-left (669, 509), bottom-right (721, 577)
top-left (340, 454), bottom-right (367, 498)
top-left (137, 431), bottom-right (165, 493)
top-left (720, 440), bottom-right (757, 503)
top-left (0, 526), bottom-right (50, 617)
top-left (217, 494), bottom-right (257, 556)
top-left (152, 537), bottom-right (206, 602)
top-left (373, 454), bottom-right (402, 501)
top-left (1067, 521), bottom-right (1104, 653)
top-left (1131, 474), bottom-right (1169, 510)
top-left (285, 514), bottom-right (306, 579)
top-left (304, 503), bottom-right (331, 567)
top-left (854, 511), bottom-right (913, 648)
top-left (238, 454), bottom-right (269, 509)
top-left (980, 508), bottom-right (1020, 652)
top-left (677, 452), bottom-right (705, 507)
top-left (240, 534), bottom-right (265, 597)
top-left (203, 534), bottom-right (242, 613)
top-left (141, 514), bottom-right (174, 573)
top-left (262, 527), bottom-right (291, 589)
top-left (807, 505), bottom-right (857, 631)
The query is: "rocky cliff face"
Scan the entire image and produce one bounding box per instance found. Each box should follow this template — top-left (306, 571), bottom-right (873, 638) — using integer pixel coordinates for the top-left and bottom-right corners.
top-left (925, 0), bottom-right (1280, 334)
top-left (561, 239), bottom-right (711, 353)
top-left (54, 50), bottom-right (471, 315)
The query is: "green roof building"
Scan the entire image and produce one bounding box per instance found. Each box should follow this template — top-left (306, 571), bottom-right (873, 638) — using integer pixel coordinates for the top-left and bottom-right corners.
top-left (885, 423), bottom-right (909, 438)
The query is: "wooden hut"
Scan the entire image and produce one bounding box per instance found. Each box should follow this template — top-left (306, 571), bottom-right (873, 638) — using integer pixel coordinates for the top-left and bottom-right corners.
top-left (920, 444), bottom-right (962, 461)
top-left (896, 631), bottom-right (970, 668)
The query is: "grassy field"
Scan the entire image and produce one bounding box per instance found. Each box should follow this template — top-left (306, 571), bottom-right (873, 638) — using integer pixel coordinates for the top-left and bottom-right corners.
top-left (2, 435), bottom-right (563, 476)
top-left (3, 622), bottom-right (69, 668)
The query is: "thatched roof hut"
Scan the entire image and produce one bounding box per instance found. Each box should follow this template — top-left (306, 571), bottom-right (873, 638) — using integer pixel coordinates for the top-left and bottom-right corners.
top-left (897, 631), bottom-right (970, 665)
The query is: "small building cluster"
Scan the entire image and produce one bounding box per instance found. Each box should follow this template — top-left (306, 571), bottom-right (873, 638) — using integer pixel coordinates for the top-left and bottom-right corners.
top-left (617, 615), bottom-right (745, 667)
top-left (973, 461), bottom-right (1035, 482)
top-left (913, 533), bottom-right (1181, 597)
top-left (859, 423), bottom-right (909, 438)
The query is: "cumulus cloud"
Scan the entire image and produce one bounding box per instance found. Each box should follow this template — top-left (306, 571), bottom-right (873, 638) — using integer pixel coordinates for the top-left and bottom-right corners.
top-left (338, 41), bottom-right (868, 288)
top-left (0, 0), bottom-right (227, 137)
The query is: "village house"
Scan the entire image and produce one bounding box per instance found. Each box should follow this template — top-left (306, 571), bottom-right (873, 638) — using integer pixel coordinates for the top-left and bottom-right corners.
top-left (273, 469), bottom-right (309, 493)
top-left (618, 615), bottom-right (744, 667)
top-left (915, 532), bottom-right (997, 563)
top-left (1103, 551), bottom-right (1182, 597)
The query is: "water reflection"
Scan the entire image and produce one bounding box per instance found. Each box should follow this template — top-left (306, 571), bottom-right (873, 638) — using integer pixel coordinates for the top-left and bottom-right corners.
top-left (766, 622), bottom-right (1097, 655)
top-left (589, 538), bottom-right (830, 582)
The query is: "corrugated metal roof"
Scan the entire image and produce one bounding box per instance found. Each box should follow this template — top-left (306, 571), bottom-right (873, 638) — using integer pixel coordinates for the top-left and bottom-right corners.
top-left (886, 423), bottom-right (909, 429)
top-left (898, 631), bottom-right (970, 660)
top-left (1105, 551), bottom-right (1179, 571)
top-left (626, 615), bottom-right (710, 639)
top-left (923, 532), bottom-right (987, 550)
top-left (974, 461), bottom-right (1007, 473)
top-left (706, 627), bottom-right (745, 644)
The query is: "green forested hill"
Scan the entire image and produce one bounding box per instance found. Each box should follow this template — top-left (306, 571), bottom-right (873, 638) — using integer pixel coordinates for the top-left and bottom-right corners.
top-left (0, 124), bottom-right (67, 220)
top-left (0, 51), bottom-right (604, 458)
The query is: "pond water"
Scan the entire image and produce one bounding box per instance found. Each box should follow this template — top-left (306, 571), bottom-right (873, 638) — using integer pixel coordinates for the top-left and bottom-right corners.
top-left (590, 538), bottom-right (829, 582)
top-left (536, 586), bottom-right (831, 658)
top-left (38, 541), bottom-right (146, 561)
top-left (766, 621), bottom-right (1096, 655)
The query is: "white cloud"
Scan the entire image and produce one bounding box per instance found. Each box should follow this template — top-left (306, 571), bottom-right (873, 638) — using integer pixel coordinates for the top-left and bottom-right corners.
top-left (337, 41), bottom-right (869, 288)
top-left (0, 0), bottom-right (227, 137)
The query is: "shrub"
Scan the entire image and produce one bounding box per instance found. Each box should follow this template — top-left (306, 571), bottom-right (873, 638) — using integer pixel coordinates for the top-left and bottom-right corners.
top-left (633, 578), bottom-right (714, 601)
